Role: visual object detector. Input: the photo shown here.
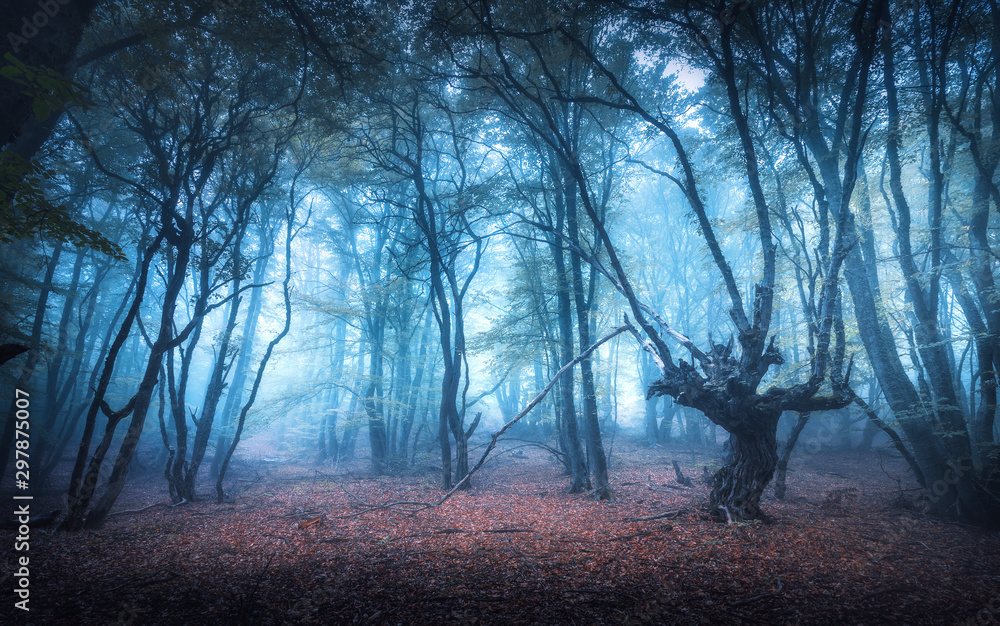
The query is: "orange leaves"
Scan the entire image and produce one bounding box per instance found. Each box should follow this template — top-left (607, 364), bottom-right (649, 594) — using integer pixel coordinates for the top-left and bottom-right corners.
top-left (11, 443), bottom-right (1000, 624)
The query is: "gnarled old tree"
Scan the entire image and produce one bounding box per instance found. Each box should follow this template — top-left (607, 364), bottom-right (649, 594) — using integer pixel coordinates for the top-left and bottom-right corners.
top-left (703, 0), bottom-right (1000, 526)
top-left (434, 0), bottom-right (884, 520)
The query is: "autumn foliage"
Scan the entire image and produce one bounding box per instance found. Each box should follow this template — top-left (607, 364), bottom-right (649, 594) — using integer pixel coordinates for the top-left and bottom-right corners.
top-left (5, 441), bottom-right (998, 625)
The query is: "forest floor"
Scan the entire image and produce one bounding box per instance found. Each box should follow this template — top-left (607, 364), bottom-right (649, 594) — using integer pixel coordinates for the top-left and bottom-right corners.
top-left (4, 440), bottom-right (1000, 625)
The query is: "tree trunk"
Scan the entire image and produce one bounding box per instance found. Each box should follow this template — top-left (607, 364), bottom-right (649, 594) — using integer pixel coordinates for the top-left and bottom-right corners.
top-left (0, 0), bottom-right (99, 149)
top-left (365, 331), bottom-right (389, 474)
top-left (337, 342), bottom-right (367, 465)
top-left (875, 5), bottom-right (996, 526)
top-left (562, 163), bottom-right (612, 498)
top-left (644, 395), bottom-right (659, 446)
top-left (968, 165), bottom-right (999, 449)
top-left (37, 249), bottom-right (85, 474)
top-left (710, 411), bottom-right (781, 521)
top-left (659, 400), bottom-right (676, 444)
top-left (39, 255), bottom-right (109, 485)
top-left (550, 177), bottom-right (589, 492)
top-left (210, 248), bottom-right (270, 478)
top-left (60, 233), bottom-right (161, 531)
top-left (322, 298), bottom-right (349, 464)
top-left (83, 230), bottom-right (195, 529)
top-left (774, 413), bottom-right (809, 500)
top-left (180, 289), bottom-right (242, 500)
top-left (216, 201), bottom-right (297, 502)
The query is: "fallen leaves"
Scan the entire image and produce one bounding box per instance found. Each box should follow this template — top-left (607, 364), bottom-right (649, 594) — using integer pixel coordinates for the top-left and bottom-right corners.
top-left (5, 442), bottom-right (1000, 625)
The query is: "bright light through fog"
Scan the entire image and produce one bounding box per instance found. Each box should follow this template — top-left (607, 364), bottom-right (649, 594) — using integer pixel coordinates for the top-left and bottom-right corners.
top-left (4, 1), bottom-right (993, 621)
top-left (666, 59), bottom-right (706, 92)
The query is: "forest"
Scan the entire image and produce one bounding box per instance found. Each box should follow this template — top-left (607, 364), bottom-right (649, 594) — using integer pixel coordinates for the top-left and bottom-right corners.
top-left (1, 0), bottom-right (999, 623)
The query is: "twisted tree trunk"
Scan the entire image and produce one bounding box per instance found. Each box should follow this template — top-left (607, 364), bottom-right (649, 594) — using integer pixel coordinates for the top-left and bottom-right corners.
top-left (711, 421), bottom-right (781, 521)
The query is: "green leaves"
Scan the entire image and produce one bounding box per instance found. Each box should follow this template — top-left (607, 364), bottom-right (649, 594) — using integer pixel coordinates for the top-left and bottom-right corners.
top-left (0, 55), bottom-right (122, 259)
top-left (0, 150), bottom-right (125, 260)
top-left (0, 53), bottom-right (90, 122)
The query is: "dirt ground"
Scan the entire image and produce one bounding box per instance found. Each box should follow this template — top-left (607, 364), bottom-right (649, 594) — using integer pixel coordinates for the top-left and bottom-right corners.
top-left (3, 440), bottom-right (999, 625)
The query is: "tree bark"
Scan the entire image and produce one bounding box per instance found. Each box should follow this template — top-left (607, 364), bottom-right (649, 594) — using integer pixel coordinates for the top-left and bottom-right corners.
top-left (550, 199), bottom-right (589, 493)
top-left (774, 413), bottom-right (809, 500)
top-left (60, 233), bottom-right (161, 531)
top-left (83, 226), bottom-right (194, 528)
top-left (710, 412), bottom-right (782, 522)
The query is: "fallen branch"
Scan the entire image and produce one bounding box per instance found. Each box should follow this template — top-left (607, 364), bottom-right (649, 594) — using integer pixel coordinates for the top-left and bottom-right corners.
top-left (497, 440), bottom-right (566, 463)
top-left (334, 499), bottom-right (443, 517)
top-left (298, 516), bottom-right (324, 530)
top-left (331, 325), bottom-right (632, 519)
top-left (107, 503), bottom-right (168, 517)
top-left (624, 510), bottom-right (682, 522)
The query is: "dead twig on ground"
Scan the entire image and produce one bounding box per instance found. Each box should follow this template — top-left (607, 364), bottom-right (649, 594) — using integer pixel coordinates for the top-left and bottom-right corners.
top-left (298, 516), bottom-right (324, 529)
top-left (624, 509), bottom-right (683, 522)
top-left (107, 503), bottom-right (167, 517)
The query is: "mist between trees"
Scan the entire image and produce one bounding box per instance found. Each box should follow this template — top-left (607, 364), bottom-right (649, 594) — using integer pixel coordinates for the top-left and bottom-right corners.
top-left (1, 0), bottom-right (998, 531)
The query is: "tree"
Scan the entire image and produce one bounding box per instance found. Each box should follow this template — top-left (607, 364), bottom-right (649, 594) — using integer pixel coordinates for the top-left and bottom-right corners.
top-left (163, 140), bottom-right (286, 503)
top-left (721, 0), bottom-right (1000, 524)
top-left (434, 0), bottom-right (872, 520)
top-left (60, 27), bottom-right (302, 528)
top-left (349, 53), bottom-right (493, 487)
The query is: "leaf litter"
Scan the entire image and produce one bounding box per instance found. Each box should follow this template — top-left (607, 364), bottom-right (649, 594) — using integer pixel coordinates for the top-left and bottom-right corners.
top-left (6, 441), bottom-right (999, 625)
